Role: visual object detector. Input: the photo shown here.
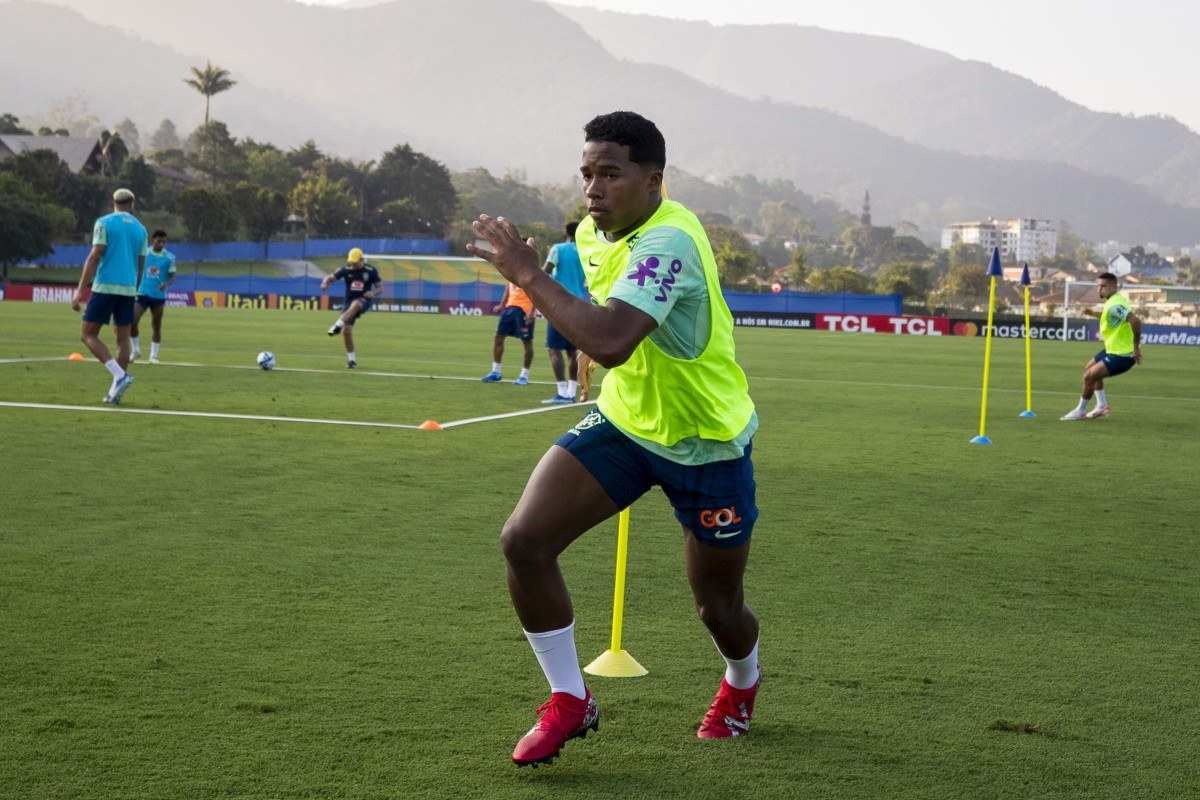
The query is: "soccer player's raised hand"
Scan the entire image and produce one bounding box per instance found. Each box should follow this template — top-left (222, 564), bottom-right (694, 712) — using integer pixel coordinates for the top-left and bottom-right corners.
top-left (468, 215), bottom-right (539, 286)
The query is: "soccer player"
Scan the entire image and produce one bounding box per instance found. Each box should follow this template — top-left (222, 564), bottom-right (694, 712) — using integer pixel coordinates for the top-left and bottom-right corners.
top-left (71, 188), bottom-right (147, 404)
top-left (131, 229), bottom-right (176, 364)
top-left (467, 111), bottom-right (761, 767)
top-left (541, 221), bottom-right (588, 404)
top-left (321, 247), bottom-right (381, 369)
top-left (1061, 271), bottom-right (1143, 421)
top-left (481, 281), bottom-right (536, 386)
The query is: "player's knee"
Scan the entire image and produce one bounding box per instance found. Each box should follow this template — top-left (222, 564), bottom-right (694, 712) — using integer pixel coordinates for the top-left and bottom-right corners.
top-left (500, 518), bottom-right (550, 566)
top-left (695, 594), bottom-right (741, 632)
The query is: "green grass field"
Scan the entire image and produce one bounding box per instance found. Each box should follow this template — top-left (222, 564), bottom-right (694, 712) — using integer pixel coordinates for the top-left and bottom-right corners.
top-left (1, 303), bottom-right (1197, 800)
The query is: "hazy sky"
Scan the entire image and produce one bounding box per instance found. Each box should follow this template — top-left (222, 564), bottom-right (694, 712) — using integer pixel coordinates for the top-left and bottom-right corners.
top-left (307, 0), bottom-right (1198, 133)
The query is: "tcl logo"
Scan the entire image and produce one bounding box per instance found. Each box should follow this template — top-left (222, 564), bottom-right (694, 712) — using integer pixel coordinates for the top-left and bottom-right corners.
top-left (818, 315), bottom-right (946, 336)
top-left (700, 507), bottom-right (743, 529)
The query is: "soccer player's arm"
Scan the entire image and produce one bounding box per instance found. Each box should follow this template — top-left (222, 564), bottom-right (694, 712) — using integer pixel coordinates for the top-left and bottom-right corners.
top-left (136, 233), bottom-right (148, 292)
top-left (543, 244), bottom-right (558, 275)
top-left (495, 284), bottom-right (511, 315)
top-left (321, 267), bottom-right (345, 292)
top-left (161, 254), bottom-right (177, 292)
top-left (73, 220), bottom-right (106, 310)
top-left (1130, 312), bottom-right (1143, 362)
top-left (471, 219), bottom-right (686, 368)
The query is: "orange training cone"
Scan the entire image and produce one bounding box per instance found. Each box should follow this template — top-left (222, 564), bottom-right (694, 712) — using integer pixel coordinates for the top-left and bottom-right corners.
top-left (418, 420), bottom-right (443, 431)
top-left (68, 352), bottom-right (85, 361)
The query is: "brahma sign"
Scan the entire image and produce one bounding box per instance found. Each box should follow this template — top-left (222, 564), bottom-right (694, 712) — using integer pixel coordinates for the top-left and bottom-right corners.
top-left (815, 314), bottom-right (950, 336)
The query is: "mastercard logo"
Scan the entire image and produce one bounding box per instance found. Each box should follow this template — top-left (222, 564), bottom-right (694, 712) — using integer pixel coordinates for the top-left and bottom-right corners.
top-left (953, 322), bottom-right (979, 336)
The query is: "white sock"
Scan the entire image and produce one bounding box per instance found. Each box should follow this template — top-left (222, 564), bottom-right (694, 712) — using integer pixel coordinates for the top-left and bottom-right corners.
top-left (717, 638), bottom-right (760, 690)
top-left (150, 342), bottom-right (160, 359)
top-left (557, 381), bottom-right (569, 396)
top-left (104, 359), bottom-right (125, 380)
top-left (1095, 390), bottom-right (1107, 408)
top-left (524, 622), bottom-right (586, 699)
top-left (131, 336), bottom-right (140, 352)
top-left (519, 367), bottom-right (530, 379)
top-left (347, 351), bottom-right (356, 362)
top-left (1074, 397), bottom-right (1088, 414)
top-left (492, 361), bottom-right (502, 373)
top-left (567, 380), bottom-right (578, 397)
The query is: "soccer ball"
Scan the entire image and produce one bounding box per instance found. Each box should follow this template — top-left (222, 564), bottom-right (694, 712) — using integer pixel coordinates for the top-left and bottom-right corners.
top-left (256, 351), bottom-right (276, 370)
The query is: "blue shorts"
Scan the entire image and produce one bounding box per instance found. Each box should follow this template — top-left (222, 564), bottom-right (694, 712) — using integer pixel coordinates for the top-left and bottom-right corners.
top-left (136, 295), bottom-right (166, 310)
top-left (1095, 349), bottom-right (1136, 377)
top-left (497, 307), bottom-right (534, 341)
top-left (556, 410), bottom-right (758, 548)
top-left (83, 293), bottom-right (135, 326)
top-left (546, 323), bottom-right (575, 352)
top-left (346, 298), bottom-right (372, 323)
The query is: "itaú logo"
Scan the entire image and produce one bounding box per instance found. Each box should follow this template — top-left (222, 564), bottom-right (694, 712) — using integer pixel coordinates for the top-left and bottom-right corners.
top-left (699, 507), bottom-right (742, 529)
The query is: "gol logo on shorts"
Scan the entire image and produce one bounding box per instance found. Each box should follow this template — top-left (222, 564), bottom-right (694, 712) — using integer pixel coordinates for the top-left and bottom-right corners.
top-left (699, 507), bottom-right (742, 529)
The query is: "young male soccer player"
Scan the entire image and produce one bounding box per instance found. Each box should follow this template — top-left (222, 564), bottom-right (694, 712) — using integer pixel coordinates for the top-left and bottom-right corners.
top-left (541, 222), bottom-right (588, 404)
top-left (1061, 271), bottom-right (1143, 420)
top-left (467, 111), bottom-right (761, 767)
top-left (321, 247), bottom-right (381, 369)
top-left (131, 230), bottom-right (176, 364)
top-left (71, 188), bottom-right (147, 404)
top-left (481, 282), bottom-right (536, 385)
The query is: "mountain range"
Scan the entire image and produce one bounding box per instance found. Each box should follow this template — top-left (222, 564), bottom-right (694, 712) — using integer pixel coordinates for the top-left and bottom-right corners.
top-left (3, 0), bottom-right (1199, 245)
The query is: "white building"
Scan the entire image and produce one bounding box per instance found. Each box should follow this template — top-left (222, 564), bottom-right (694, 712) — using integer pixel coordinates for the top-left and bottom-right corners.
top-left (941, 218), bottom-right (1058, 262)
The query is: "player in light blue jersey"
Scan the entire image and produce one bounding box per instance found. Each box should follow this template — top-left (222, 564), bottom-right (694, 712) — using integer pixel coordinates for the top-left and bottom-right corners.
top-left (541, 222), bottom-right (588, 404)
top-left (132, 230), bottom-right (177, 364)
top-left (71, 188), bottom-right (148, 404)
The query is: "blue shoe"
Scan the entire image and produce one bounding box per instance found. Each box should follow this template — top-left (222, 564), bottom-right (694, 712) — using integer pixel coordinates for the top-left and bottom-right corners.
top-left (109, 373), bottom-right (135, 405)
top-left (541, 394), bottom-right (575, 404)
top-left (481, 371), bottom-right (503, 383)
top-left (514, 375), bottom-right (530, 386)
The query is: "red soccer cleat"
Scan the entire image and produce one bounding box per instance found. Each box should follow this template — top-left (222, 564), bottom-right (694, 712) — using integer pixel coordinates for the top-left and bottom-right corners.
top-left (511, 690), bottom-right (599, 767)
top-left (697, 674), bottom-right (761, 739)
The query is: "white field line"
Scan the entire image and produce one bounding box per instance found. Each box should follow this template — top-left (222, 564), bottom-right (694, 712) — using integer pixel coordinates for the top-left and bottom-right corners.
top-left (8, 355), bottom-right (1195, 406)
top-left (439, 401), bottom-right (597, 429)
top-left (0, 356), bottom-right (68, 365)
top-left (0, 401), bottom-right (421, 429)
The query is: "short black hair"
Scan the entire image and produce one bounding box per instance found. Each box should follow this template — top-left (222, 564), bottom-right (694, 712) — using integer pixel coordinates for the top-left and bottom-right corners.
top-left (584, 111), bottom-right (666, 168)
top-left (151, 229), bottom-right (167, 238)
top-left (1098, 272), bottom-right (1118, 282)
top-left (565, 221), bottom-right (578, 239)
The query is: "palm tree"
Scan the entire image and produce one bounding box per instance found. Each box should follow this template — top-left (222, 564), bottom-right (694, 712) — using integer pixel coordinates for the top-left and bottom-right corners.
top-left (184, 62), bottom-right (237, 126)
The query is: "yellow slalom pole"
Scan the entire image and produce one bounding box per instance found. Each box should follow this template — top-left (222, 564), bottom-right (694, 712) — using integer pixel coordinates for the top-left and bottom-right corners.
top-left (584, 508), bottom-right (648, 677)
top-left (971, 248), bottom-right (1003, 445)
top-left (1019, 264), bottom-right (1036, 418)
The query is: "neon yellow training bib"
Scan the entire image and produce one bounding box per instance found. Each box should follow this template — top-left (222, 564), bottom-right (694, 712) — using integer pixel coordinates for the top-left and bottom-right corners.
top-left (575, 200), bottom-right (755, 447)
top-left (1100, 291), bottom-right (1135, 355)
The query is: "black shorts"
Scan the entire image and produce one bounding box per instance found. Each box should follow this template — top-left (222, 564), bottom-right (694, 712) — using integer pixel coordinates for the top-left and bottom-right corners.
top-left (497, 307), bottom-right (534, 341)
top-left (1095, 349), bottom-right (1136, 377)
top-left (556, 410), bottom-right (758, 549)
top-left (83, 293), bottom-right (135, 326)
top-left (136, 295), bottom-right (166, 310)
top-left (546, 323), bottom-right (575, 352)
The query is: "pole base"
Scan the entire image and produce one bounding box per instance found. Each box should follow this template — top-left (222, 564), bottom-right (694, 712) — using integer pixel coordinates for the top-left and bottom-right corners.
top-left (584, 649), bottom-right (648, 678)
top-left (969, 435), bottom-right (993, 446)
top-left (1019, 410), bottom-right (1037, 419)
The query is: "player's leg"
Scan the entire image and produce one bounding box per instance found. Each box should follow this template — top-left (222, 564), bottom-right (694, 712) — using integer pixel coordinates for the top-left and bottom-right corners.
top-left (513, 319), bottom-right (534, 385)
top-left (659, 443), bottom-right (761, 738)
top-left (577, 352), bottom-right (595, 402)
top-left (340, 298), bottom-right (363, 325)
top-left (1086, 353), bottom-right (1135, 418)
top-left (342, 322), bottom-right (356, 368)
top-left (149, 303), bottom-right (164, 362)
top-left (130, 300), bottom-right (147, 359)
top-left (1062, 352), bottom-right (1107, 420)
top-left (566, 348), bottom-right (579, 399)
top-left (548, 347), bottom-right (566, 383)
top-left (105, 297), bottom-right (137, 403)
top-left (483, 332), bottom-right (506, 382)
